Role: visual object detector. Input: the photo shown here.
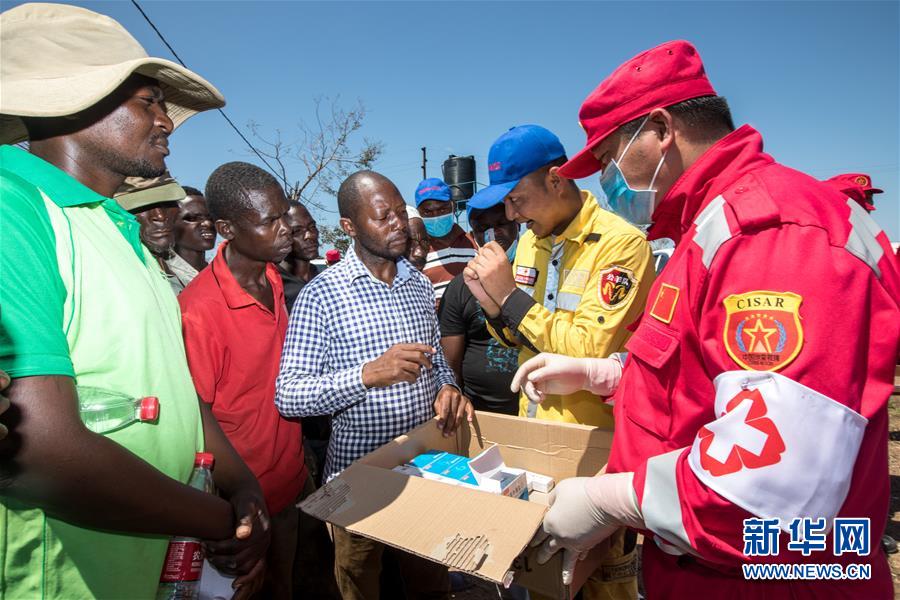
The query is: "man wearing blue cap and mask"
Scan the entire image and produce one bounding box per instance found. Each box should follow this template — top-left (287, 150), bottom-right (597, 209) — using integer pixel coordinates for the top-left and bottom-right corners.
top-left (414, 177), bottom-right (478, 306)
top-left (464, 124), bottom-right (655, 600)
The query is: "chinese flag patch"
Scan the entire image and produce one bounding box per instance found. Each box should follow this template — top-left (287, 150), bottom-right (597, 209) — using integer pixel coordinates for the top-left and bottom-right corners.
top-left (649, 283), bottom-right (680, 324)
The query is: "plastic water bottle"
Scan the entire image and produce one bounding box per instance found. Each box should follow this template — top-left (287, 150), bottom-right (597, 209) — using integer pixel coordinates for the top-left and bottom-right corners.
top-left (156, 453), bottom-right (215, 600)
top-left (76, 386), bottom-right (159, 434)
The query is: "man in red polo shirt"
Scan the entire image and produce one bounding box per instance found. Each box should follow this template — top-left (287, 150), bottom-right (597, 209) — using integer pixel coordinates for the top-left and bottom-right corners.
top-left (179, 161), bottom-right (330, 598)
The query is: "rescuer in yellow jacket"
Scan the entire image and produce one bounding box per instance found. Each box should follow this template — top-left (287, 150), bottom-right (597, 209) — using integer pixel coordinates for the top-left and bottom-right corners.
top-left (465, 125), bottom-right (655, 428)
top-left (464, 125), bottom-right (654, 600)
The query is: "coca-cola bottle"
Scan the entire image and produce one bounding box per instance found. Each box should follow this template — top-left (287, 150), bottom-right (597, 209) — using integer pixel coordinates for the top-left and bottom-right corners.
top-left (76, 386), bottom-right (159, 434)
top-left (156, 452), bottom-right (215, 600)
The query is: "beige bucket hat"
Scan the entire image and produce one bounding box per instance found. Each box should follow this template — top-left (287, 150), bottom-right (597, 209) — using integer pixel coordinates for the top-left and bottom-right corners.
top-left (114, 171), bottom-right (186, 212)
top-left (0, 2), bottom-right (225, 145)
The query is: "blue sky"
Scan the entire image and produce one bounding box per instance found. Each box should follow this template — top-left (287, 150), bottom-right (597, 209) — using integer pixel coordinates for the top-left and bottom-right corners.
top-left (11, 1), bottom-right (899, 240)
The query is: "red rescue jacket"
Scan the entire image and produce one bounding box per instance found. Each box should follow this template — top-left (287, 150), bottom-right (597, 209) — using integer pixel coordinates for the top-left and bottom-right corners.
top-left (608, 125), bottom-right (900, 598)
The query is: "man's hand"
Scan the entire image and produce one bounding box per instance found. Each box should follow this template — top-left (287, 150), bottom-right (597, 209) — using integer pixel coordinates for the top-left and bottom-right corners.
top-left (468, 242), bottom-right (516, 306)
top-left (232, 558), bottom-right (265, 600)
top-left (433, 385), bottom-right (474, 437)
top-left (463, 267), bottom-right (501, 318)
top-left (362, 344), bottom-right (434, 388)
top-left (531, 473), bottom-right (643, 584)
top-left (0, 369), bottom-right (10, 441)
top-left (203, 490), bottom-right (271, 577)
top-left (511, 354), bottom-right (623, 404)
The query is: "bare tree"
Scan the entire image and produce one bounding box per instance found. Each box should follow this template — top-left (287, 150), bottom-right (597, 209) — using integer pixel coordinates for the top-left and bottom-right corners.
top-left (247, 96), bottom-right (384, 213)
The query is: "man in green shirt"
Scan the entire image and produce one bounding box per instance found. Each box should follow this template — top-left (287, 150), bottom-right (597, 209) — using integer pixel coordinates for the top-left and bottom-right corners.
top-left (0, 4), bottom-right (268, 598)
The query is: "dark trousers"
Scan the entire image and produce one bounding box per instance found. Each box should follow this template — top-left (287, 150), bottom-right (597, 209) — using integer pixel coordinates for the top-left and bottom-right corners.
top-left (261, 475), bottom-right (341, 599)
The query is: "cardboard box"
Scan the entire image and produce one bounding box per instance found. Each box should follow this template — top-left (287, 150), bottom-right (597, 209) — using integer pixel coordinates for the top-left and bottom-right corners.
top-left (300, 411), bottom-right (614, 598)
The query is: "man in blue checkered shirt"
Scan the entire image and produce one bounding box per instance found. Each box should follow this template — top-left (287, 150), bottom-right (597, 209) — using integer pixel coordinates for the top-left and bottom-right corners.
top-left (275, 170), bottom-right (472, 599)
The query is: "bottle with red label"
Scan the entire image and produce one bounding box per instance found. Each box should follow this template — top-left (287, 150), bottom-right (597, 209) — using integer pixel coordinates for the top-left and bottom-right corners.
top-left (156, 452), bottom-right (215, 600)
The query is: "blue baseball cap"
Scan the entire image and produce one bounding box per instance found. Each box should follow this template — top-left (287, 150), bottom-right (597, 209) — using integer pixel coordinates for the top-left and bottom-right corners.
top-left (467, 125), bottom-right (566, 212)
top-left (466, 185), bottom-right (504, 219)
top-left (414, 178), bottom-right (452, 206)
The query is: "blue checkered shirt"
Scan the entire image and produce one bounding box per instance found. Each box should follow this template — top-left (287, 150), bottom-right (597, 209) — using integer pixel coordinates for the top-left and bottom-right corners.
top-left (276, 249), bottom-right (457, 481)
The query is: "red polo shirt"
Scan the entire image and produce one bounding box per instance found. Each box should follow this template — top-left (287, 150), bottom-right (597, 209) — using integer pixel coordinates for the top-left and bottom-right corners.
top-left (179, 242), bottom-right (306, 515)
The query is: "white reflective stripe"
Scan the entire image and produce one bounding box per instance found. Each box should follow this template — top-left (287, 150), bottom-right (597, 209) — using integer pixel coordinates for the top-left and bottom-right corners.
top-left (556, 292), bottom-right (580, 312)
top-left (688, 371), bottom-right (867, 531)
top-left (654, 537), bottom-right (687, 556)
top-left (845, 198), bottom-right (884, 278)
top-left (692, 195), bottom-right (731, 268)
top-left (542, 242), bottom-right (565, 313)
top-left (642, 449), bottom-right (695, 554)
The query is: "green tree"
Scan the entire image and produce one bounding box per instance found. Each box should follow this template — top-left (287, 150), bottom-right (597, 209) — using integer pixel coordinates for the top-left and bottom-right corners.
top-left (318, 224), bottom-right (352, 255)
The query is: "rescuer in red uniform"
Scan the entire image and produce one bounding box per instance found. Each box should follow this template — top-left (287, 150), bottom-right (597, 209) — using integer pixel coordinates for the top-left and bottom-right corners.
top-left (824, 172), bottom-right (883, 213)
top-left (515, 40), bottom-right (900, 599)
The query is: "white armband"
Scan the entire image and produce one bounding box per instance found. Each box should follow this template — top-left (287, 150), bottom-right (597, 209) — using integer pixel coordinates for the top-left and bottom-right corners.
top-left (687, 371), bottom-right (866, 531)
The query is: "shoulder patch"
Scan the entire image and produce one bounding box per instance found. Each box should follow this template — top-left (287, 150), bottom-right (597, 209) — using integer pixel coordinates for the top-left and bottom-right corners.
top-left (649, 283), bottom-right (680, 324)
top-left (723, 291), bottom-right (803, 371)
top-left (598, 266), bottom-right (637, 310)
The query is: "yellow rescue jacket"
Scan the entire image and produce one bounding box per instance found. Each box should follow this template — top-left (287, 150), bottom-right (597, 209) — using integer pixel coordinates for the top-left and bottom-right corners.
top-left (488, 190), bottom-right (656, 427)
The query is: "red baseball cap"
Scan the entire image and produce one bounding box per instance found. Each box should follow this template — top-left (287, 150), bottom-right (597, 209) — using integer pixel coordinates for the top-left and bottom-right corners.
top-left (325, 249), bottom-right (341, 264)
top-left (824, 173), bottom-right (883, 195)
top-left (559, 40), bottom-right (717, 179)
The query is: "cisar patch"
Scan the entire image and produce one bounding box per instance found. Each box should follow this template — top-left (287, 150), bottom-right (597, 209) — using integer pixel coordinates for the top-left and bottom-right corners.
top-left (723, 291), bottom-right (803, 371)
top-left (598, 266), bottom-right (637, 309)
top-left (515, 266), bottom-right (538, 287)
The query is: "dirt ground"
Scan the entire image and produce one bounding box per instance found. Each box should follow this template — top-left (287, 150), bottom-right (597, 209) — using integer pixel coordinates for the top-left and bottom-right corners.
top-left (886, 394), bottom-right (900, 597)
top-left (454, 389), bottom-right (900, 600)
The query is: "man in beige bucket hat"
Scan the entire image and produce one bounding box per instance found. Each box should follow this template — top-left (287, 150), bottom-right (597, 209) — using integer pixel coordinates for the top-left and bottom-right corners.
top-left (0, 4), bottom-right (269, 598)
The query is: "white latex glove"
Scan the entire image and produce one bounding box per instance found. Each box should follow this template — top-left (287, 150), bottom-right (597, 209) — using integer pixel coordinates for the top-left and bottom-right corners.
top-left (510, 353), bottom-right (623, 404)
top-left (531, 473), bottom-right (643, 585)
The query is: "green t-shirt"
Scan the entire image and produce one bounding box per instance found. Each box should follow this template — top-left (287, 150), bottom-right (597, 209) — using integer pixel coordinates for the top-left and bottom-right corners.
top-left (0, 146), bottom-right (204, 599)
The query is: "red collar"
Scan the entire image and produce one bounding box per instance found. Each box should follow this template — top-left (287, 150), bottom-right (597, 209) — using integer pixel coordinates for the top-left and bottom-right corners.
top-left (211, 241), bottom-right (283, 312)
top-left (649, 125), bottom-right (774, 243)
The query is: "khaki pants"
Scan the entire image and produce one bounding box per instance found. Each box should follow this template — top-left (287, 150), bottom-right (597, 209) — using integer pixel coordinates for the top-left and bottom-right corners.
top-left (531, 528), bottom-right (638, 600)
top-left (580, 528), bottom-right (638, 600)
top-left (332, 526), bottom-right (449, 600)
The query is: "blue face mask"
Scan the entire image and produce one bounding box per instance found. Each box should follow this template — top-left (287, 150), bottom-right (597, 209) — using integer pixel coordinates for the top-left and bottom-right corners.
top-left (483, 227), bottom-right (519, 262)
top-left (505, 238), bottom-right (519, 262)
top-left (422, 212), bottom-right (455, 238)
top-left (598, 116), bottom-right (666, 227)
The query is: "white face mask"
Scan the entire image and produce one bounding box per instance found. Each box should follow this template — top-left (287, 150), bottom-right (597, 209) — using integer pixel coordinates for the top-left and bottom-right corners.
top-left (598, 116), bottom-right (666, 227)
